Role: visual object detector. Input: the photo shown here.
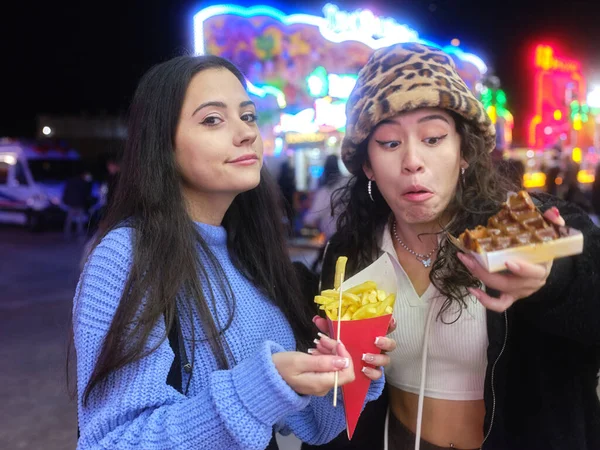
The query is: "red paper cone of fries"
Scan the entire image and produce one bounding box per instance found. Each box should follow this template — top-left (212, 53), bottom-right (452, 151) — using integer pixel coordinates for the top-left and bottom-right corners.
top-left (315, 253), bottom-right (398, 440)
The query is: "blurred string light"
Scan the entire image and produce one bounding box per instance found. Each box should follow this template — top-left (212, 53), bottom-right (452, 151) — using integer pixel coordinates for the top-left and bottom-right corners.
top-left (42, 126), bottom-right (52, 136)
top-left (193, 3), bottom-right (488, 74)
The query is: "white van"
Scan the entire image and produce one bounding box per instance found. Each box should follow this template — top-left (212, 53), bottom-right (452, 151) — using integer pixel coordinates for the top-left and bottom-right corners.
top-left (0, 140), bottom-right (86, 230)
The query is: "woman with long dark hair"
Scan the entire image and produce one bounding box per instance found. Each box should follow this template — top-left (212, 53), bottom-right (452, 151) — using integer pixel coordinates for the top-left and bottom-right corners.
top-left (72, 55), bottom-right (394, 449)
top-left (307, 43), bottom-right (600, 450)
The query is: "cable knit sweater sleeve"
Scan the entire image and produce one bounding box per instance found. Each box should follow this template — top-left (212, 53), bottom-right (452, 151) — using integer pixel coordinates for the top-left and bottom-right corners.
top-left (73, 229), bottom-right (310, 450)
top-left (281, 375), bottom-right (385, 444)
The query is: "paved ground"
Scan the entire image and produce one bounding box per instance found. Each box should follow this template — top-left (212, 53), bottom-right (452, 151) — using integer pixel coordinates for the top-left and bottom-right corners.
top-left (0, 225), bottom-right (315, 450)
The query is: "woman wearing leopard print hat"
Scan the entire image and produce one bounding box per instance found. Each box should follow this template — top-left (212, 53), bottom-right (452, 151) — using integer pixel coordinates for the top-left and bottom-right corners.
top-left (305, 43), bottom-right (600, 450)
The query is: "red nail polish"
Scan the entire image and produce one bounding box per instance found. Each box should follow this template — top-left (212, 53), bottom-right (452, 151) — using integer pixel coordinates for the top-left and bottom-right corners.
top-left (551, 207), bottom-right (560, 217)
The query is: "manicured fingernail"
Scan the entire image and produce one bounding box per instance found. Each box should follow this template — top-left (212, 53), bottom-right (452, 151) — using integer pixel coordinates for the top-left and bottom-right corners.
top-left (317, 332), bottom-right (327, 339)
top-left (313, 338), bottom-right (320, 345)
top-left (334, 357), bottom-right (350, 369)
top-left (361, 366), bottom-right (372, 375)
top-left (506, 261), bottom-right (520, 271)
top-left (307, 348), bottom-right (315, 354)
top-left (362, 353), bottom-right (375, 363)
top-left (550, 207), bottom-right (559, 217)
top-left (374, 336), bottom-right (381, 345)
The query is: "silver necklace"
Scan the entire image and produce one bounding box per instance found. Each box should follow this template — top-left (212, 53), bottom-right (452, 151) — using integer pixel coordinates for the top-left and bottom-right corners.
top-left (392, 221), bottom-right (437, 268)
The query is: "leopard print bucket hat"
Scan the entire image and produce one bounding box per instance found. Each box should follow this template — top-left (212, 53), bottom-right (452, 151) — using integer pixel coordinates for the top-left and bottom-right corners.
top-left (341, 42), bottom-right (496, 174)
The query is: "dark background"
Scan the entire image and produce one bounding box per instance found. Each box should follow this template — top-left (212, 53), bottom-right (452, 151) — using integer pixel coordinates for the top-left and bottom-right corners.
top-left (3, 0), bottom-right (600, 145)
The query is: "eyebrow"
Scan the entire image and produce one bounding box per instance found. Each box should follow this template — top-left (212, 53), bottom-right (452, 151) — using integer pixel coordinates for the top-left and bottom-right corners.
top-left (192, 100), bottom-right (256, 117)
top-left (417, 114), bottom-right (450, 124)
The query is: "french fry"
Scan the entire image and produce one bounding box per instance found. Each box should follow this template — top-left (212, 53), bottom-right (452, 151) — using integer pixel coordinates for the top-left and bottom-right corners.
top-left (334, 257), bottom-right (348, 290)
top-left (314, 281), bottom-right (396, 321)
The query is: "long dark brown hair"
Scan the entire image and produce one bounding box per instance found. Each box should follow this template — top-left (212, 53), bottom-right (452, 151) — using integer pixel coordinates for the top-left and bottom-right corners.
top-left (331, 111), bottom-right (515, 321)
top-left (71, 55), bottom-right (314, 405)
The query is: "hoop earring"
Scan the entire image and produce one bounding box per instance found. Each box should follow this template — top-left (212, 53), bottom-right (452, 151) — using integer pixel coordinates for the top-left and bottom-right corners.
top-left (368, 179), bottom-right (375, 202)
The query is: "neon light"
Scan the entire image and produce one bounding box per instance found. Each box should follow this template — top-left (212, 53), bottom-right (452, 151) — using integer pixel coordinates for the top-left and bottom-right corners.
top-left (279, 108), bottom-right (319, 133)
top-left (577, 169), bottom-right (595, 184)
top-left (193, 4), bottom-right (487, 74)
top-left (274, 137), bottom-right (284, 156)
top-left (327, 74), bottom-right (357, 99)
top-left (314, 97), bottom-right (347, 130)
top-left (245, 79), bottom-right (287, 108)
top-left (307, 67), bottom-right (328, 97)
top-left (588, 86), bottom-right (600, 108)
top-left (530, 44), bottom-right (586, 148)
top-left (529, 115), bottom-right (542, 147)
top-left (285, 132), bottom-right (327, 144)
top-left (535, 45), bottom-right (580, 73)
top-left (523, 172), bottom-right (547, 189)
top-left (321, 3), bottom-right (418, 43)
top-left (487, 106), bottom-right (497, 124)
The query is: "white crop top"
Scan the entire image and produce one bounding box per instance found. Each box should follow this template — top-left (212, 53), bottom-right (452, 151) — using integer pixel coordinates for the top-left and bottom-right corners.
top-left (381, 223), bottom-right (488, 401)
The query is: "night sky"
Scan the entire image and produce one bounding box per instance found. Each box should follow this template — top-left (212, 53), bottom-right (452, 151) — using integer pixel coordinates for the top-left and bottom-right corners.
top-left (4, 0), bottom-right (600, 146)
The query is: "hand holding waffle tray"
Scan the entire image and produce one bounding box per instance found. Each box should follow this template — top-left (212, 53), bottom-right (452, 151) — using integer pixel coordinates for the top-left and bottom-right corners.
top-left (447, 191), bottom-right (583, 272)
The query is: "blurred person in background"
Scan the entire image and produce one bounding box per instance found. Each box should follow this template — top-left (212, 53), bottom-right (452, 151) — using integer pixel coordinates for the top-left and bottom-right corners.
top-left (543, 148), bottom-right (562, 197)
top-left (71, 54), bottom-right (394, 449)
top-left (562, 161), bottom-right (592, 213)
top-left (277, 160), bottom-right (297, 230)
top-left (304, 154), bottom-right (347, 270)
top-left (62, 167), bottom-right (93, 238)
top-left (306, 43), bottom-right (600, 450)
top-left (87, 156), bottom-right (121, 237)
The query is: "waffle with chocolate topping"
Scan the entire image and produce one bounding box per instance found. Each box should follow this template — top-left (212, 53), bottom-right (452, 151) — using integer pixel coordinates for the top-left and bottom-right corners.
top-left (459, 191), bottom-right (564, 253)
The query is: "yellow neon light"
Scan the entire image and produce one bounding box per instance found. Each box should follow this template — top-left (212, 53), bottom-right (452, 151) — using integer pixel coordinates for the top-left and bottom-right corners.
top-left (577, 170), bottom-right (595, 184)
top-left (523, 172), bottom-right (546, 189)
top-left (529, 115), bottom-right (542, 147)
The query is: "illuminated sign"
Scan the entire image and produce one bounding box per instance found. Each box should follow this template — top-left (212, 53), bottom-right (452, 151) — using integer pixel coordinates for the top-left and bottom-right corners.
top-left (314, 97), bottom-right (347, 130)
top-left (535, 45), bottom-right (580, 73)
top-left (528, 44), bottom-right (587, 148)
top-left (321, 3), bottom-right (418, 44)
top-left (285, 132), bottom-right (328, 144)
top-left (193, 4), bottom-right (487, 74)
top-left (307, 66), bottom-right (357, 99)
top-left (279, 109), bottom-right (319, 133)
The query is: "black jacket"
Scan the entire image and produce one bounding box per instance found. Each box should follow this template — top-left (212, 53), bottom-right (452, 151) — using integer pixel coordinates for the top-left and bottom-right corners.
top-left (303, 195), bottom-right (600, 450)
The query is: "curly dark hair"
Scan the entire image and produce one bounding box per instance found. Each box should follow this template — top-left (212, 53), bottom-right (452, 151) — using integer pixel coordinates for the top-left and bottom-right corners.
top-left (331, 112), bottom-right (516, 322)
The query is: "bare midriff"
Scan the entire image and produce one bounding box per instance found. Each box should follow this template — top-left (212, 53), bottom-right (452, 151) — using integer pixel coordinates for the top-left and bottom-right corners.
top-left (389, 385), bottom-right (485, 449)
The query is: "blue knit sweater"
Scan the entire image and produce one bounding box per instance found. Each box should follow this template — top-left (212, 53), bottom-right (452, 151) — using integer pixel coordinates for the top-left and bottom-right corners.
top-left (73, 223), bottom-right (384, 449)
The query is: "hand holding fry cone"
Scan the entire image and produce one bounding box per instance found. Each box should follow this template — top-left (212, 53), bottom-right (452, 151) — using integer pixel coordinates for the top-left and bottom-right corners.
top-left (313, 253), bottom-right (399, 439)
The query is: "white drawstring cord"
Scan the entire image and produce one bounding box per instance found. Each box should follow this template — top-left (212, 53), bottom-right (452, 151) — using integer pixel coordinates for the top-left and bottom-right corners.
top-left (415, 299), bottom-right (437, 450)
top-left (383, 407), bottom-right (390, 450)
